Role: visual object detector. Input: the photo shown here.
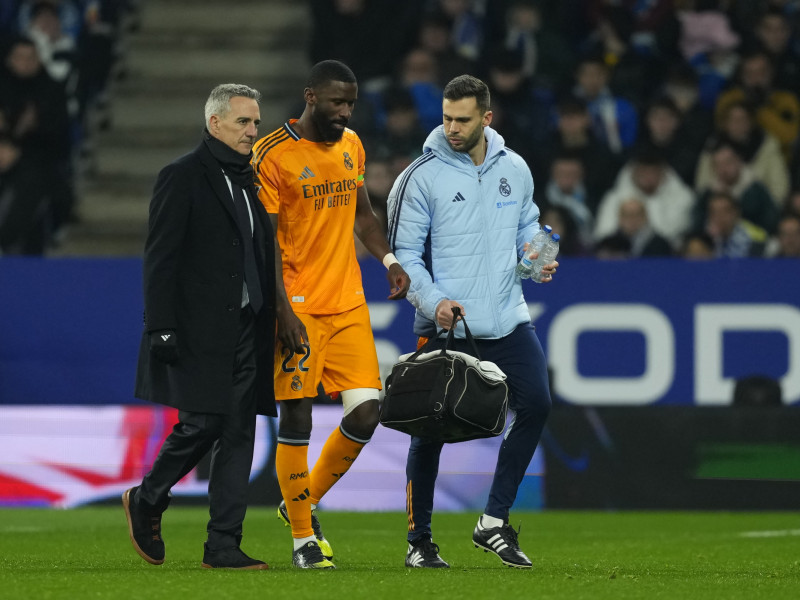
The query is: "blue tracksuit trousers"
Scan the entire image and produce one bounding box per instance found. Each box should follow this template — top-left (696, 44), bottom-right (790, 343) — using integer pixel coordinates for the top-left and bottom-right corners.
top-left (406, 322), bottom-right (551, 543)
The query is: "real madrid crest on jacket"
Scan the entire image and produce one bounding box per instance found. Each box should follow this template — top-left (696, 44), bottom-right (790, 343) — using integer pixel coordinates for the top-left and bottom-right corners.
top-left (387, 124), bottom-right (540, 339)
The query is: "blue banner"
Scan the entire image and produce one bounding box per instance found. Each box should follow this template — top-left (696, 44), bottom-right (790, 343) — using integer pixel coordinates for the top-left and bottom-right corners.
top-left (522, 258), bottom-right (800, 407)
top-left (1, 257), bottom-right (799, 406)
top-left (0, 258), bottom-right (143, 405)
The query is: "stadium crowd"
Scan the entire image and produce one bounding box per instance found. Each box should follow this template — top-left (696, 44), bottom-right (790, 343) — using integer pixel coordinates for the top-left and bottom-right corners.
top-left (3, 0), bottom-right (800, 259)
top-left (310, 0), bottom-right (800, 259)
top-left (0, 0), bottom-right (139, 254)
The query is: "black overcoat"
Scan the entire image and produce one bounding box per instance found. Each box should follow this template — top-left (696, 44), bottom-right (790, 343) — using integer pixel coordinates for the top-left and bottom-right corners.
top-left (134, 140), bottom-right (277, 416)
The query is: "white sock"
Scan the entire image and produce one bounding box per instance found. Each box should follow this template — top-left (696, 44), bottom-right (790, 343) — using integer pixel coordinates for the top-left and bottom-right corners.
top-left (293, 535), bottom-right (316, 551)
top-left (480, 514), bottom-right (504, 529)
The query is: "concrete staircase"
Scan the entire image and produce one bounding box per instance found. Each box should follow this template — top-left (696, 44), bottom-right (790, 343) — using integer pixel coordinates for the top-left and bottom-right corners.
top-left (53, 0), bottom-right (310, 257)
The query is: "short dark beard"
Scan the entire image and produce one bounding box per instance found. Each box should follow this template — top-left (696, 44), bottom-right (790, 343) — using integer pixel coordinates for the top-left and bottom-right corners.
top-left (312, 109), bottom-right (346, 143)
top-left (448, 126), bottom-right (484, 154)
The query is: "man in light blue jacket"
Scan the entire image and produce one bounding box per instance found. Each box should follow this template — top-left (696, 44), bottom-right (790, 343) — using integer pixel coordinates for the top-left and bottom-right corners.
top-left (387, 75), bottom-right (557, 569)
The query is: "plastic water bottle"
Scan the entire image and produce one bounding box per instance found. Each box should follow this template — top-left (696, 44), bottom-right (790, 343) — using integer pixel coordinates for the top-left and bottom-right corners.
top-left (515, 225), bottom-right (552, 279)
top-left (531, 234), bottom-right (560, 283)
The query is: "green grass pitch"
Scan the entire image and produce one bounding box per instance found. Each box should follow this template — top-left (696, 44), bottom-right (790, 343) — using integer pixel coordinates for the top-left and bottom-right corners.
top-left (1, 508), bottom-right (798, 599)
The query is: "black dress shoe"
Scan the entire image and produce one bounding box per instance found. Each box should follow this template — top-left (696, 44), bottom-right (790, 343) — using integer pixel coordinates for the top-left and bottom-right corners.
top-left (122, 486), bottom-right (166, 565)
top-left (201, 544), bottom-right (269, 570)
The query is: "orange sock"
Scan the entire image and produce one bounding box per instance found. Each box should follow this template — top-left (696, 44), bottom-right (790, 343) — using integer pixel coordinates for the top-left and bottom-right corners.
top-left (275, 441), bottom-right (313, 539)
top-left (309, 425), bottom-right (368, 505)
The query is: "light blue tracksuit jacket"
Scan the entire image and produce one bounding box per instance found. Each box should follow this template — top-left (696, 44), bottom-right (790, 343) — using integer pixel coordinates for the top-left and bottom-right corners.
top-left (387, 124), bottom-right (540, 339)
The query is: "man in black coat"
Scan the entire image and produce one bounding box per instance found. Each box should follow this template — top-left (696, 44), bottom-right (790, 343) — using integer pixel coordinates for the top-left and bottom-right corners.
top-left (123, 83), bottom-right (277, 570)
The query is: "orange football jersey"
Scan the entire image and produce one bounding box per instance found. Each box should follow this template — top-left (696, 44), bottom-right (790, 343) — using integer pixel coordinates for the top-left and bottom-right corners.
top-left (253, 120), bottom-right (366, 315)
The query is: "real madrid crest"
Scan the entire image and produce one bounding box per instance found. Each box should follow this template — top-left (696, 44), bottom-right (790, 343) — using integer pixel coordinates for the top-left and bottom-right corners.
top-left (499, 177), bottom-right (511, 197)
top-left (291, 375), bottom-right (303, 391)
top-left (343, 152), bottom-right (354, 170)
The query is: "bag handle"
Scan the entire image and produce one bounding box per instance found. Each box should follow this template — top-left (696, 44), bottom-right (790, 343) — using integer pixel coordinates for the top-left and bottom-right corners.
top-left (447, 307), bottom-right (482, 360)
top-left (406, 306), bottom-right (483, 362)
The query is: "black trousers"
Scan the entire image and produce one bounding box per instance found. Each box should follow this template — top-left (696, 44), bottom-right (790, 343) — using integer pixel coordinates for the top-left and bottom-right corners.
top-left (136, 306), bottom-right (258, 550)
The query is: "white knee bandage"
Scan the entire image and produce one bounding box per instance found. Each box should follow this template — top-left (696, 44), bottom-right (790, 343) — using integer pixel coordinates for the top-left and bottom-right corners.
top-left (340, 387), bottom-right (379, 417)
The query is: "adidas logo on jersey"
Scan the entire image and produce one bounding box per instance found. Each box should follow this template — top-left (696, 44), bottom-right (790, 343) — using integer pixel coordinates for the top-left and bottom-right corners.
top-left (452, 192), bottom-right (466, 202)
top-left (298, 166), bottom-right (316, 180)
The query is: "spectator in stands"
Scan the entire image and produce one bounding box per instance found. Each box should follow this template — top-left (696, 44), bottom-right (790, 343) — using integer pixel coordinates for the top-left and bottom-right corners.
top-left (0, 36), bottom-right (70, 156)
top-left (397, 47), bottom-right (444, 133)
top-left (416, 12), bottom-right (475, 87)
top-left (484, 47), bottom-right (552, 166)
top-left (0, 0), bottom-right (141, 254)
top-left (770, 211), bottom-right (800, 257)
top-left (431, 0), bottom-right (484, 63)
top-left (695, 101), bottom-right (790, 206)
top-left (362, 86), bottom-right (427, 168)
top-left (581, 4), bottom-right (666, 108)
top-left (75, 0), bottom-right (129, 130)
top-left (615, 196), bottom-right (674, 256)
top-left (594, 145), bottom-right (695, 248)
top-left (497, 0), bottom-right (539, 78)
top-left (543, 0), bottom-right (595, 48)
top-left (25, 1), bottom-right (77, 86)
top-left (542, 150), bottom-right (594, 246)
top-left (594, 195), bottom-right (675, 259)
top-left (749, 8), bottom-right (800, 92)
top-left (309, 0), bottom-right (422, 92)
top-left (694, 138), bottom-right (780, 234)
top-left (17, 0), bottom-right (82, 42)
top-left (532, 94), bottom-right (621, 208)
top-left (587, 0), bottom-right (679, 59)
top-left (659, 63), bottom-right (714, 162)
top-left (677, 0), bottom-right (741, 110)
top-left (0, 132), bottom-right (51, 254)
top-left (731, 0), bottom-right (800, 31)
top-left (571, 55), bottom-right (638, 155)
top-left (641, 96), bottom-right (703, 185)
top-left (493, 0), bottom-right (575, 91)
top-left (0, 35), bottom-right (73, 230)
top-left (715, 50), bottom-right (800, 161)
top-left (704, 191), bottom-right (768, 257)
top-left (680, 230), bottom-right (716, 258)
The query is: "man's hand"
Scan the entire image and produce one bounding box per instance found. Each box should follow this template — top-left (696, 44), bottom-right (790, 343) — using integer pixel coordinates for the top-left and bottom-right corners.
top-left (386, 263), bottom-right (410, 300)
top-left (522, 241), bottom-right (559, 282)
top-left (434, 299), bottom-right (465, 329)
top-left (150, 330), bottom-right (178, 363)
top-left (522, 241), bottom-right (538, 264)
top-left (276, 303), bottom-right (308, 354)
top-left (538, 259), bottom-right (559, 282)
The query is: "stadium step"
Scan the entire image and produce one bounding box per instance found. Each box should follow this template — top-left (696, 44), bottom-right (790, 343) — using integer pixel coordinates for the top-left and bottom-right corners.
top-left (53, 0), bottom-right (309, 257)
